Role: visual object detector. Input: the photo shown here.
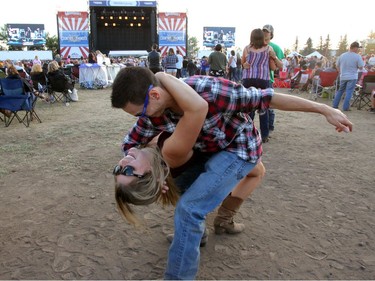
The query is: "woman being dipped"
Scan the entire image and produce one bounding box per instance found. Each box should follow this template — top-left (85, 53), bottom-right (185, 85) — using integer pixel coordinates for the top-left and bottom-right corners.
top-left (113, 72), bottom-right (209, 225)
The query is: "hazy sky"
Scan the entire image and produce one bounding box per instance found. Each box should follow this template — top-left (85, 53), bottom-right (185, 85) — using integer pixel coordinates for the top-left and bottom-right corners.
top-left (1, 0), bottom-right (372, 52)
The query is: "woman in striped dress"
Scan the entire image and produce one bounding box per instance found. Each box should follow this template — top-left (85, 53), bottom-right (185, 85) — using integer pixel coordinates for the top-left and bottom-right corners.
top-left (241, 28), bottom-right (282, 142)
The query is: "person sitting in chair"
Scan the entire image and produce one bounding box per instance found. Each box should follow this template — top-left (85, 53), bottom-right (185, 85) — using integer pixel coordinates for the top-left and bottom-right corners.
top-left (5, 65), bottom-right (33, 92)
top-left (30, 64), bottom-right (48, 100)
top-left (289, 64), bottom-right (309, 92)
top-left (46, 60), bottom-right (75, 103)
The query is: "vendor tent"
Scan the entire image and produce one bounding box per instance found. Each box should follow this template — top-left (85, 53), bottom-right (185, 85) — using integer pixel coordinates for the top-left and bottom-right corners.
top-left (287, 51), bottom-right (303, 58)
top-left (306, 51), bottom-right (323, 58)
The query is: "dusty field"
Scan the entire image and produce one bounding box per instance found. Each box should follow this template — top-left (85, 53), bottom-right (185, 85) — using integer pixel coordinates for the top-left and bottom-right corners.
top-left (0, 86), bottom-right (374, 280)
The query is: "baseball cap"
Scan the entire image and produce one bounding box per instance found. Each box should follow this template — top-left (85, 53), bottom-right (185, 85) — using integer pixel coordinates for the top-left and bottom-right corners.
top-left (350, 41), bottom-right (362, 48)
top-left (262, 24), bottom-right (274, 33)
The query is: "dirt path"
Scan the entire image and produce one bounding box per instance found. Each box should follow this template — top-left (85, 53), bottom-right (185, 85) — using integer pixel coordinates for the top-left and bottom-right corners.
top-left (0, 87), bottom-right (374, 279)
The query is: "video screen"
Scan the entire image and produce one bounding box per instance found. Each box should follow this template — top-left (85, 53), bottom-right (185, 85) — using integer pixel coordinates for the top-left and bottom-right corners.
top-left (203, 27), bottom-right (236, 48)
top-left (7, 24), bottom-right (46, 47)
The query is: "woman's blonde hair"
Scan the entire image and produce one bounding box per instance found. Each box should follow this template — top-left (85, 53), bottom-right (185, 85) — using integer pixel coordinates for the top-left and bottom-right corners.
top-left (115, 146), bottom-right (179, 225)
top-left (47, 60), bottom-right (60, 73)
top-left (31, 63), bottom-right (42, 73)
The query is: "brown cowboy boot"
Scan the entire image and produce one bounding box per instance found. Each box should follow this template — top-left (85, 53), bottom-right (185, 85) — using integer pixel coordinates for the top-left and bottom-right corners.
top-left (214, 194), bottom-right (245, 234)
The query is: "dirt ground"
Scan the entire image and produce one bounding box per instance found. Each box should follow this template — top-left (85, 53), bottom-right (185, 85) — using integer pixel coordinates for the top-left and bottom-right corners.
top-left (0, 86), bottom-right (374, 280)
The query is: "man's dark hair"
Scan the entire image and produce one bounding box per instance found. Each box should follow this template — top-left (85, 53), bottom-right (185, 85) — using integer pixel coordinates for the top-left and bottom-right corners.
top-left (111, 67), bottom-right (158, 108)
top-left (214, 44), bottom-right (222, 51)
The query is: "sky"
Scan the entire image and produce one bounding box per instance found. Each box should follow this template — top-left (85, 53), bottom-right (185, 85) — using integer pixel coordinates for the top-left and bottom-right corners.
top-left (1, 0), bottom-right (373, 53)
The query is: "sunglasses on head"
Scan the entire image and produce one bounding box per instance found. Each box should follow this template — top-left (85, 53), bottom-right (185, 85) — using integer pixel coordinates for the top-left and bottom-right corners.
top-left (112, 165), bottom-right (145, 178)
top-left (136, 85), bottom-right (153, 117)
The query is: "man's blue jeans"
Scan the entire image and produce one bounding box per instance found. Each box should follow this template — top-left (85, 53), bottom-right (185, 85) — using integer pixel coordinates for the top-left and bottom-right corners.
top-left (250, 110), bottom-right (270, 139)
top-left (332, 79), bottom-right (357, 111)
top-left (268, 109), bottom-right (275, 131)
top-left (164, 151), bottom-right (256, 280)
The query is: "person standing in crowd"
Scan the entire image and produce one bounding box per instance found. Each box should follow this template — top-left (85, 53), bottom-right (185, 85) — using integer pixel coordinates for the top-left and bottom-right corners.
top-left (148, 43), bottom-right (162, 74)
top-left (32, 55), bottom-right (41, 66)
top-left (54, 54), bottom-right (62, 66)
top-left (208, 44), bottom-right (227, 77)
top-left (181, 56), bottom-right (188, 78)
top-left (187, 58), bottom-right (197, 77)
top-left (110, 67), bottom-right (353, 280)
top-left (66, 55), bottom-right (71, 65)
top-left (332, 42), bottom-right (364, 111)
top-left (227, 50), bottom-right (237, 81)
top-left (175, 50), bottom-right (184, 78)
top-left (163, 48), bottom-right (178, 77)
top-left (200, 56), bottom-right (210, 75)
top-left (235, 52), bottom-right (242, 83)
top-left (88, 52), bottom-right (96, 64)
top-left (263, 24), bottom-right (284, 133)
top-left (242, 28), bottom-right (282, 143)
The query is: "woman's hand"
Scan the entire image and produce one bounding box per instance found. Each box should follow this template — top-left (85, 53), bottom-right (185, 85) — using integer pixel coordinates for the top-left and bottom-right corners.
top-left (243, 61), bottom-right (250, 69)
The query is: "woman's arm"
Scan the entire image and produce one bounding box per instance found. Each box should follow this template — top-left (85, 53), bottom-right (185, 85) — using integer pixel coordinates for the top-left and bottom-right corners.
top-left (155, 72), bottom-right (208, 167)
top-left (270, 92), bottom-right (352, 132)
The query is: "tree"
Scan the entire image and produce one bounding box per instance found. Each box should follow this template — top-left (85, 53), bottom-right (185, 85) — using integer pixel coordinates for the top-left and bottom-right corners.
top-left (337, 35), bottom-right (348, 56)
top-left (364, 30), bottom-right (375, 55)
top-left (293, 36), bottom-right (299, 52)
top-left (45, 33), bottom-right (58, 56)
top-left (187, 36), bottom-right (199, 58)
top-left (0, 24), bottom-right (8, 50)
top-left (301, 37), bottom-right (314, 56)
top-left (316, 36), bottom-right (324, 54)
top-left (323, 34), bottom-right (331, 58)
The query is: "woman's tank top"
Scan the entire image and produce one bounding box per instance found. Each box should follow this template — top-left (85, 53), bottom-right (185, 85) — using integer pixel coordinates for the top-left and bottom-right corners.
top-left (242, 46), bottom-right (270, 81)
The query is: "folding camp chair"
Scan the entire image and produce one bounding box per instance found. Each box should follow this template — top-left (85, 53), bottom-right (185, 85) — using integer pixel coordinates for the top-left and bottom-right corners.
top-left (0, 78), bottom-right (40, 127)
top-left (351, 75), bottom-right (375, 110)
top-left (31, 72), bottom-right (48, 97)
top-left (289, 70), bottom-right (311, 94)
top-left (309, 71), bottom-right (338, 100)
top-left (47, 76), bottom-right (73, 103)
top-left (273, 70), bottom-right (289, 88)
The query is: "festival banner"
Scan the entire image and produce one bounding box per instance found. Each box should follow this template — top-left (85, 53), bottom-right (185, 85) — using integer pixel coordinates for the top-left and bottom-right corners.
top-left (157, 12), bottom-right (187, 56)
top-left (57, 12), bottom-right (89, 59)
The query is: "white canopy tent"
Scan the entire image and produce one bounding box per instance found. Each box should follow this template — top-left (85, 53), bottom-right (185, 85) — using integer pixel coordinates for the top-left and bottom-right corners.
top-left (0, 50), bottom-right (52, 61)
top-left (306, 51), bottom-right (323, 58)
top-left (287, 51), bottom-right (303, 58)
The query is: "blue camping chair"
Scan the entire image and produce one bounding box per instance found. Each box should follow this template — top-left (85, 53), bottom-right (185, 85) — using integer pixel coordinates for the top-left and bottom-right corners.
top-left (0, 78), bottom-right (41, 127)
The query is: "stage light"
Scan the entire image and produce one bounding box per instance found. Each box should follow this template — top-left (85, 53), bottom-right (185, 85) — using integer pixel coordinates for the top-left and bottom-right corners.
top-left (133, 16), bottom-right (137, 20)
top-left (110, 16), bottom-right (113, 20)
top-left (138, 23), bottom-right (141, 27)
top-left (113, 23), bottom-right (116, 27)
top-left (141, 16), bottom-right (144, 20)
top-left (125, 16), bottom-right (128, 20)
top-left (105, 23), bottom-right (108, 26)
top-left (119, 16), bottom-right (122, 19)
top-left (100, 16), bottom-right (104, 20)
top-left (130, 23), bottom-right (134, 27)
